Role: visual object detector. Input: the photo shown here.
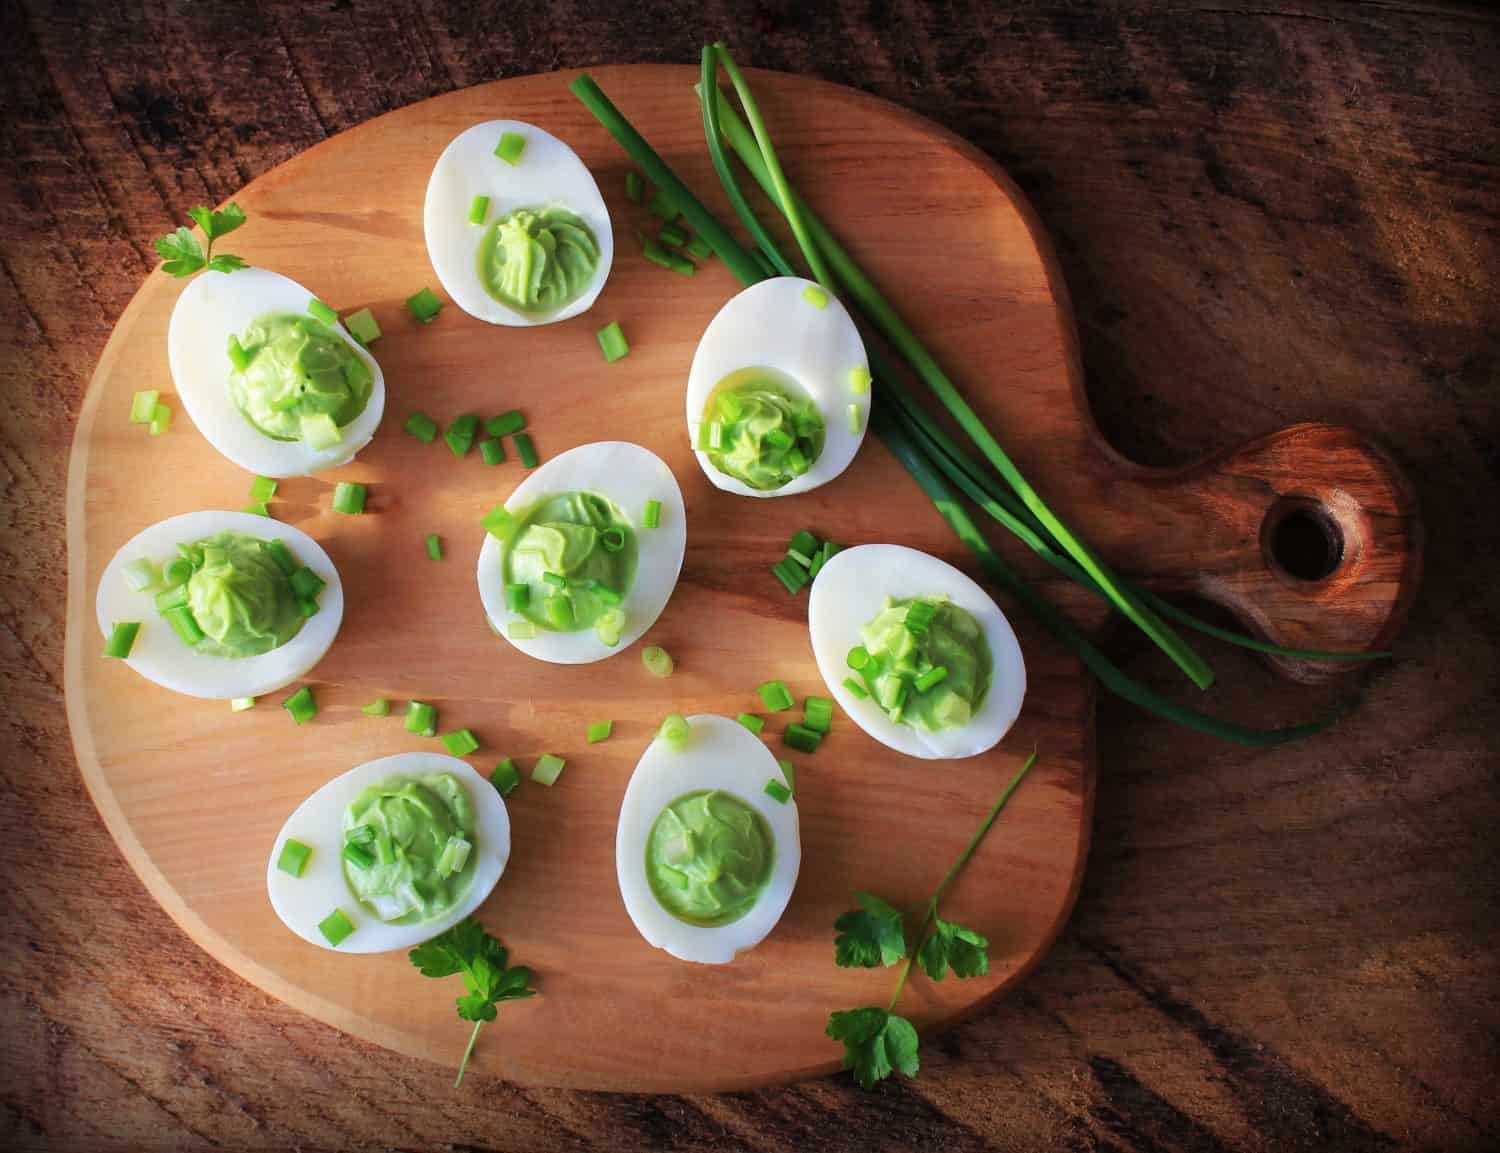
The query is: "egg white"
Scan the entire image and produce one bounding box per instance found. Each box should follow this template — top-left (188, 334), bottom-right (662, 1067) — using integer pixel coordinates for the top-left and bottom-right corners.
top-left (95, 510), bottom-right (343, 700)
top-left (808, 544), bottom-right (1026, 759)
top-left (685, 277), bottom-right (869, 498)
top-left (266, 752), bottom-right (510, 954)
top-left (168, 268), bottom-right (385, 478)
top-left (477, 441), bottom-right (686, 664)
top-left (423, 120), bottom-right (614, 326)
top-left (616, 715), bottom-right (800, 964)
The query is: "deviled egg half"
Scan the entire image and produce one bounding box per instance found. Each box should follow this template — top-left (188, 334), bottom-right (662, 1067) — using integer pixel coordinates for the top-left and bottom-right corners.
top-left (424, 120), bottom-right (613, 326)
top-left (267, 752), bottom-right (510, 953)
top-left (808, 544), bottom-right (1026, 759)
top-left (96, 510), bottom-right (342, 700)
top-left (169, 268), bottom-right (385, 477)
top-left (686, 277), bottom-right (870, 497)
top-left (617, 715), bottom-right (801, 964)
top-left (477, 441), bottom-right (686, 664)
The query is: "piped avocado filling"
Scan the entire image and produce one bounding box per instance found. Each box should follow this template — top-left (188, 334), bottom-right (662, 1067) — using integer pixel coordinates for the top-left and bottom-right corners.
top-left (645, 789), bottom-right (774, 927)
top-left (702, 366), bottom-right (824, 491)
top-left (478, 206), bottom-right (601, 313)
top-left (502, 490), bottom-right (636, 645)
top-left (853, 595), bottom-right (992, 731)
top-left (341, 773), bottom-right (477, 923)
top-left (228, 312), bottom-right (372, 446)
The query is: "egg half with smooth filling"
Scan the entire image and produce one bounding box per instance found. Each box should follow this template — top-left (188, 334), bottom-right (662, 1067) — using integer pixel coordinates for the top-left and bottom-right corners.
top-left (267, 752), bottom-right (510, 954)
top-left (96, 510), bottom-right (343, 700)
top-left (477, 441), bottom-right (686, 664)
top-left (685, 277), bottom-right (869, 498)
top-left (808, 543), bottom-right (1026, 759)
top-left (424, 120), bottom-right (613, 326)
top-left (616, 714), bottom-right (801, 964)
top-left (169, 268), bottom-right (385, 477)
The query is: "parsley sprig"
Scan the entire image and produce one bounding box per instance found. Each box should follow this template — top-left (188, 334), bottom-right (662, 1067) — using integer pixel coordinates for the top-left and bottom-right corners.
top-left (827, 749), bottom-right (1037, 1089)
top-left (408, 916), bottom-right (536, 1087)
top-left (154, 203), bottom-right (248, 277)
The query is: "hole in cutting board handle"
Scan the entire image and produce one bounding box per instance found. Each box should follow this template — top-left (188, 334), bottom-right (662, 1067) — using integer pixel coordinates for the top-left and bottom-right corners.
top-left (1261, 497), bottom-right (1344, 582)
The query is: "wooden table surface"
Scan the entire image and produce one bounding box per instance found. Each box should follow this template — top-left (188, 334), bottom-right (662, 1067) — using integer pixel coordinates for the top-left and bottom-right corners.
top-left (2, 2), bottom-right (1496, 1150)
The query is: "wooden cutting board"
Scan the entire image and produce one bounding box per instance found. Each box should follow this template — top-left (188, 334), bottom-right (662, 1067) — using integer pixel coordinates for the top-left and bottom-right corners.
top-left (62, 65), bottom-right (1419, 1093)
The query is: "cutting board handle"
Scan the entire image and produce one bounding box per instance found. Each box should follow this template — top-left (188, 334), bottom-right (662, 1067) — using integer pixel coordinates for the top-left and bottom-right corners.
top-left (1089, 422), bottom-right (1421, 682)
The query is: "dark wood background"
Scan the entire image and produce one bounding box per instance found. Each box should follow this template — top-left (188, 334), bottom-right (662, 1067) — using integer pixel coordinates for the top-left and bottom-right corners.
top-left (2, 2), bottom-right (1497, 1150)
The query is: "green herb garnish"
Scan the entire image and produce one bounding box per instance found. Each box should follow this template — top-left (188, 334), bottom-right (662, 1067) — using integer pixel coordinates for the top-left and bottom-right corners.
top-left (154, 203), bottom-right (248, 277)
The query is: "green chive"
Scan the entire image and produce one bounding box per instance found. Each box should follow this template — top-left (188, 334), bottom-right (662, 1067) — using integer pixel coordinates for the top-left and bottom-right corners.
top-left (405, 700), bottom-right (437, 737)
top-left (597, 320), bottom-right (629, 363)
top-left (149, 404), bottom-right (172, 436)
top-left (103, 621), bottom-right (140, 659)
top-left (587, 720), bottom-right (613, 744)
top-left (485, 410), bottom-right (526, 438)
top-left (847, 403), bottom-right (863, 434)
top-left (802, 283), bottom-right (829, 309)
top-left (343, 308), bottom-right (381, 345)
top-left (625, 170), bottom-right (643, 203)
top-left (659, 713), bottom-right (690, 749)
top-left (514, 433), bottom-right (538, 468)
top-left (249, 476), bottom-right (278, 503)
top-left (404, 412), bottom-right (438, 442)
top-left (276, 839), bottom-right (312, 878)
top-left (468, 194), bottom-right (491, 225)
top-left (494, 131), bottom-right (527, 165)
top-left (737, 712), bottom-right (765, 735)
top-left (441, 728), bottom-right (480, 756)
top-left (842, 676), bottom-right (869, 699)
top-left (406, 287), bottom-right (443, 323)
top-left (317, 908), bottom-right (355, 946)
top-left (491, 757), bottom-right (521, 797)
top-left (915, 665), bottom-right (949, 693)
top-left (764, 778), bottom-right (792, 804)
top-left (531, 753), bottom-right (566, 786)
top-left (641, 645), bottom-right (674, 678)
top-left (360, 698), bottom-right (390, 716)
top-left (757, 680), bottom-right (795, 712)
top-left (642, 499), bottom-right (661, 529)
top-left (803, 695), bottom-right (834, 733)
top-left (283, 686), bottom-right (317, 725)
top-left (784, 722), bottom-right (822, 753)
top-left (425, 534), bottom-right (443, 561)
top-left (307, 297), bottom-right (339, 326)
top-left (542, 571), bottom-right (567, 590)
top-left (480, 437), bottom-right (506, 465)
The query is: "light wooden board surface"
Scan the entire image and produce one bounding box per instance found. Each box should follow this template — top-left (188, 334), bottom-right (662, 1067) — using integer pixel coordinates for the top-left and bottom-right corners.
top-left (62, 65), bottom-right (1416, 1093)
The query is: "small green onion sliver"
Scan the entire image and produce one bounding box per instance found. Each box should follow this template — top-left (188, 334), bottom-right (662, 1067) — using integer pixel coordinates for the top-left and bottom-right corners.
top-left (283, 686), bottom-right (317, 725)
top-left (405, 700), bottom-right (437, 737)
top-left (317, 908), bottom-right (356, 946)
top-left (491, 757), bottom-right (521, 797)
top-left (441, 728), bottom-right (480, 757)
top-left (103, 621), bottom-right (141, 659)
top-left (276, 839), bottom-right (312, 878)
top-left (641, 645), bottom-right (674, 677)
top-left (468, 194), bottom-right (491, 225)
top-left (597, 321), bottom-right (629, 363)
top-left (404, 412), bottom-right (438, 442)
top-left (764, 778), bottom-right (792, 804)
top-left (736, 712), bottom-right (765, 735)
top-left (332, 482), bottom-right (367, 515)
top-left (514, 433), bottom-right (538, 468)
top-left (757, 680), bottom-right (795, 712)
top-left (586, 720), bottom-right (613, 744)
top-left (531, 754), bottom-right (566, 786)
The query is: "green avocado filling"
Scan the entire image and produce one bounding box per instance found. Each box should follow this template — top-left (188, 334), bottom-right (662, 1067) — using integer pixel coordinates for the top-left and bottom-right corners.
top-left (645, 789), bottom-right (774, 927)
top-left (477, 206), bottom-right (601, 313)
top-left (856, 595), bottom-right (992, 731)
top-left (502, 491), bottom-right (636, 644)
top-left (228, 312), bottom-right (373, 445)
top-left (702, 367), bottom-right (825, 491)
top-left (341, 773), bottom-right (477, 923)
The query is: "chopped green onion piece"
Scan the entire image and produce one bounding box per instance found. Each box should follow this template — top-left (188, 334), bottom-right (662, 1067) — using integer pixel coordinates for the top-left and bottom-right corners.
top-left (122, 557), bottom-right (160, 592)
top-left (103, 621), bottom-right (140, 659)
top-left (129, 389), bottom-right (160, 425)
top-left (162, 557), bottom-right (193, 587)
top-left (600, 526), bottom-right (626, 553)
top-left (586, 719), bottom-right (613, 744)
top-left (467, 194), bottom-right (490, 225)
top-left (757, 680), bottom-right (795, 712)
top-left (531, 753), bottom-right (566, 786)
top-left (842, 676), bottom-right (869, 699)
top-left (802, 284), bottom-right (829, 309)
top-left (508, 620), bottom-right (537, 639)
top-left (249, 475), bottom-right (278, 503)
top-left (404, 700), bottom-right (437, 737)
top-left (296, 597), bottom-right (318, 619)
top-left (686, 235), bottom-right (713, 259)
top-left (641, 645), bottom-right (673, 678)
top-left (764, 778), bottom-right (792, 804)
top-left (404, 412), bottom-right (438, 442)
top-left (406, 286), bottom-right (443, 323)
top-left (343, 307), bottom-right (381, 345)
top-left (317, 908), bottom-right (356, 946)
top-left (345, 824), bottom-right (376, 848)
top-left (482, 505), bottom-right (521, 542)
top-left (441, 728), bottom-right (480, 757)
top-left (915, 665), bottom-right (950, 693)
top-left (594, 607), bottom-right (625, 646)
top-left (485, 410), bottom-right (526, 437)
top-left (491, 757), bottom-right (521, 797)
top-left (848, 364), bottom-right (872, 394)
top-left (847, 403), bottom-right (863, 434)
top-left (659, 713), bottom-right (690, 749)
top-left (642, 499), bottom-right (661, 529)
top-left (771, 558), bottom-right (809, 594)
top-left (736, 712), bottom-right (764, 735)
top-left (283, 686), bottom-right (317, 725)
top-left (787, 530), bottom-right (819, 563)
top-left (264, 540), bottom-right (297, 576)
top-left (648, 188), bottom-right (678, 221)
top-left (444, 424), bottom-right (475, 458)
top-left (342, 841), bottom-right (376, 871)
top-left (289, 566), bottom-right (325, 600)
top-left (425, 533), bottom-right (443, 561)
top-left (625, 170), bottom-right (643, 203)
top-left (307, 297), bottom-right (339, 326)
top-left (514, 433), bottom-right (538, 468)
top-left (299, 412), bottom-right (342, 451)
top-left (449, 413), bottom-right (479, 439)
top-left (596, 320), bottom-right (629, 363)
top-left (436, 835), bottom-right (471, 877)
top-left (784, 722), bottom-right (822, 753)
top-left (706, 421), bottom-right (725, 450)
top-left (542, 571), bottom-right (567, 589)
top-left (657, 224), bottom-right (688, 248)
top-left (227, 332), bottom-right (253, 372)
top-left (331, 482), bottom-right (366, 515)
top-left (904, 600), bottom-right (937, 634)
top-left (231, 696), bottom-right (256, 712)
top-left (154, 584), bottom-right (189, 612)
top-left (847, 645), bottom-right (871, 671)
top-left (504, 582), bottom-right (529, 611)
top-left (149, 403), bottom-right (172, 436)
top-left (639, 232), bottom-right (696, 275)
top-left (819, 540), bottom-right (843, 567)
top-left (241, 501), bottom-right (270, 517)
top-left (480, 437), bottom-right (506, 465)
top-left (162, 604), bottom-right (204, 645)
top-left (803, 695), bottom-right (834, 733)
top-left (494, 131), bottom-right (527, 165)
top-left (360, 698), bottom-right (390, 716)
top-left (778, 757), bottom-right (796, 792)
top-left (276, 839), bottom-right (312, 878)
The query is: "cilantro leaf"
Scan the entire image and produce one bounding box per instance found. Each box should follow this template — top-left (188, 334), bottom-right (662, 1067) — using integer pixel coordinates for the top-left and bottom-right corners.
top-left (833, 891), bottom-right (907, 968)
top-left (826, 1007), bottom-right (920, 1089)
top-left (154, 227), bottom-right (204, 276)
top-left (916, 916), bottom-right (990, 981)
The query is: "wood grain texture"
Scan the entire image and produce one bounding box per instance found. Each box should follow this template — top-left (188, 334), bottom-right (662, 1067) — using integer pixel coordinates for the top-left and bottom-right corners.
top-left (2, 1), bottom-right (1497, 1150)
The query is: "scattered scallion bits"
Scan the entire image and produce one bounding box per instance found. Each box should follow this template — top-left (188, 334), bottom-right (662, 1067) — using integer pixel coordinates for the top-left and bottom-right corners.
top-left (331, 482), bottom-right (367, 515)
top-left (659, 713), bottom-right (690, 749)
top-left (163, 604), bottom-right (204, 645)
top-left (317, 908), bottom-right (356, 947)
top-left (504, 583), bottom-right (529, 611)
top-left (764, 778), bottom-right (792, 804)
top-left (915, 665), bottom-right (950, 693)
top-left (343, 307), bottom-right (381, 345)
top-left (771, 558), bottom-right (809, 594)
top-left (531, 753), bottom-right (566, 786)
top-left (283, 686), bottom-right (317, 725)
top-left (648, 188), bottom-right (678, 222)
top-left (445, 414), bottom-right (479, 458)
top-left (404, 412), bottom-right (438, 442)
top-left (425, 534), bottom-right (443, 561)
top-left (342, 841), bottom-right (376, 871)
top-left (737, 712), bottom-right (765, 735)
top-left (508, 621), bottom-right (537, 639)
top-left (842, 676), bottom-right (869, 699)
top-left (276, 838), bottom-right (312, 878)
top-left (482, 505), bottom-right (520, 542)
top-left (122, 557), bottom-right (160, 592)
top-left (596, 320), bottom-right (629, 363)
top-left (405, 700), bottom-right (437, 737)
top-left (249, 475), bottom-right (278, 503)
top-left (594, 608), bottom-right (625, 647)
top-left (784, 722), bottom-right (822, 753)
top-left (485, 410), bottom-right (526, 438)
top-left (514, 433), bottom-right (538, 469)
top-left (641, 645), bottom-right (673, 678)
top-left (803, 695), bottom-right (834, 734)
top-left (686, 234), bottom-right (713, 260)
top-left (130, 387), bottom-right (158, 423)
top-left (149, 404), bottom-right (172, 436)
top-left (586, 720), bottom-right (613, 744)
top-left (103, 621), bottom-right (140, 660)
top-left (480, 437), bottom-right (506, 465)
top-left (757, 680), bottom-right (795, 712)
top-left (300, 412), bottom-right (342, 450)
top-left (307, 297), bottom-right (339, 327)
top-left (642, 499), bottom-right (661, 529)
top-left (778, 758), bottom-right (797, 793)
top-left (847, 403), bottom-right (863, 435)
top-left (231, 696), bottom-right (256, 712)
top-left (625, 169), bottom-right (643, 203)
top-left (406, 286), bottom-right (443, 323)
top-left (494, 131), bottom-right (527, 165)
top-left (847, 646), bottom-right (871, 671)
top-left (468, 194), bottom-right (491, 225)
top-left (848, 364), bottom-right (872, 394)
top-left (802, 284), bottom-right (829, 309)
top-left (227, 333), bottom-right (252, 372)
top-left (441, 728), bottom-right (480, 757)
top-left (491, 757), bottom-right (520, 797)
top-left (657, 224), bottom-right (688, 248)
top-left (360, 698), bottom-right (390, 717)
top-left (289, 566), bottom-right (325, 601)
top-left (787, 530), bottom-right (819, 568)
top-left (542, 571), bottom-right (567, 589)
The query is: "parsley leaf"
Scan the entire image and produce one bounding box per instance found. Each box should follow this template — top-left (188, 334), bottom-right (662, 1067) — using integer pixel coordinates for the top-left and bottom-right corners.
top-left (408, 916), bottom-right (535, 1086)
top-left (826, 1007), bottom-right (920, 1089)
top-left (833, 891), bottom-right (907, 968)
top-left (916, 916), bottom-right (989, 981)
top-left (206, 253), bottom-right (249, 273)
top-left (155, 202), bottom-right (247, 278)
top-left (188, 202), bottom-right (246, 241)
top-left (154, 227), bottom-right (204, 276)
